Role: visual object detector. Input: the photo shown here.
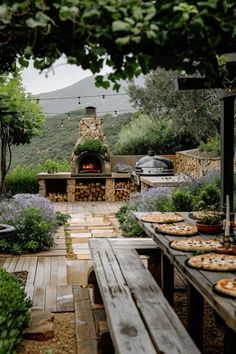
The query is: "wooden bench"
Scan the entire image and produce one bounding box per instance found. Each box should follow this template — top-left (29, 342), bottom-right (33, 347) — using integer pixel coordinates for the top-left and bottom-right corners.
top-left (88, 238), bottom-right (200, 354)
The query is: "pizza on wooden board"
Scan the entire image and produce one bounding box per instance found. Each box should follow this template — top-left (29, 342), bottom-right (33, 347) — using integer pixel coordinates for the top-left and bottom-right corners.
top-left (187, 253), bottom-right (236, 271)
top-left (214, 278), bottom-right (236, 298)
top-left (170, 238), bottom-right (222, 252)
top-left (141, 213), bottom-right (184, 223)
top-left (156, 223), bottom-right (198, 236)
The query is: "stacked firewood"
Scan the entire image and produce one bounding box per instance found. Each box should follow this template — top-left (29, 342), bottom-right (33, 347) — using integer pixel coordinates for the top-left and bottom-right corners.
top-left (75, 182), bottom-right (105, 201)
top-left (115, 181), bottom-right (136, 201)
top-left (48, 193), bottom-right (67, 202)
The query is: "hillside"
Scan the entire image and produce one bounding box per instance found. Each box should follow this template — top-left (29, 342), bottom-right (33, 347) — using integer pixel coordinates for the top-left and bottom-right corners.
top-left (10, 110), bottom-right (132, 169)
top-left (10, 74), bottom-right (145, 169)
top-left (37, 74), bottom-right (144, 115)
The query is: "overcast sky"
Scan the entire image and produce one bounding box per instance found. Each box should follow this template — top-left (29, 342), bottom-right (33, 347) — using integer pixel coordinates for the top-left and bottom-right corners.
top-left (21, 57), bottom-right (95, 95)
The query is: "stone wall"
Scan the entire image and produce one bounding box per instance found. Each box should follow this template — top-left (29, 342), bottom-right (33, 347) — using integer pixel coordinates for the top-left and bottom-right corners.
top-left (175, 149), bottom-right (221, 176)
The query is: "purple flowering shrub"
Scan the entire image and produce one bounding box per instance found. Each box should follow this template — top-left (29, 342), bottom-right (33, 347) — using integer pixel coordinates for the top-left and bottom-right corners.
top-left (129, 187), bottom-right (173, 212)
top-left (13, 194), bottom-right (57, 229)
top-left (0, 194), bottom-right (57, 254)
top-left (117, 171), bottom-right (222, 237)
top-left (116, 187), bottom-right (173, 237)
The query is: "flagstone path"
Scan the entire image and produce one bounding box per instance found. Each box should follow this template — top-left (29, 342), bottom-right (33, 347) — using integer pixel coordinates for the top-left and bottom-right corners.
top-left (54, 202), bottom-right (124, 286)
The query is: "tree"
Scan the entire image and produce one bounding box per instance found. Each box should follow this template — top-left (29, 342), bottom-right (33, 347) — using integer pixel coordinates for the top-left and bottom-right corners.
top-left (0, 74), bottom-right (45, 195)
top-left (0, 1), bottom-right (235, 89)
top-left (128, 68), bottom-right (221, 143)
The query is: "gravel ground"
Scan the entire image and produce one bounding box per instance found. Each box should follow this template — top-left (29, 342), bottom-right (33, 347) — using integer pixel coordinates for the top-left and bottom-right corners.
top-left (174, 289), bottom-right (224, 354)
top-left (17, 313), bottom-right (77, 354)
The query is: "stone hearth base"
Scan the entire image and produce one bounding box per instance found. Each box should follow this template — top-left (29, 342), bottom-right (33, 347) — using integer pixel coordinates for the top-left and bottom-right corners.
top-left (38, 173), bottom-right (136, 202)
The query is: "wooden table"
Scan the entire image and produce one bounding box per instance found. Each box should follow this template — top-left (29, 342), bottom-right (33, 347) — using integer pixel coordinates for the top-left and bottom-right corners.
top-left (133, 212), bottom-right (236, 353)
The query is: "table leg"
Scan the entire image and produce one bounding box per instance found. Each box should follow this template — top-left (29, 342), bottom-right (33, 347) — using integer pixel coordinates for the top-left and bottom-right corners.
top-left (147, 249), bottom-right (162, 286)
top-left (224, 326), bottom-right (236, 354)
top-left (187, 283), bottom-right (204, 351)
top-left (161, 253), bottom-right (174, 306)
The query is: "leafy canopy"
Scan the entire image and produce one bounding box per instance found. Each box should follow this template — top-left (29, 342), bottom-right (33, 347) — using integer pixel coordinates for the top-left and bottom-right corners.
top-left (0, 1), bottom-right (236, 88)
top-left (0, 74), bottom-right (45, 145)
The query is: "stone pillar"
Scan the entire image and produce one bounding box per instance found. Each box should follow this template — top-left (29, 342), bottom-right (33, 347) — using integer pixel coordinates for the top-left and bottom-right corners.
top-left (67, 179), bottom-right (76, 202)
top-left (105, 178), bottom-right (115, 202)
top-left (38, 179), bottom-right (46, 198)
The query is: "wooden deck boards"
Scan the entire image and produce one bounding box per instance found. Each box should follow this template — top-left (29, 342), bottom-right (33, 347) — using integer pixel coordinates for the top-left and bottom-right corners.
top-left (0, 255), bottom-right (71, 311)
top-left (0, 202), bottom-right (123, 316)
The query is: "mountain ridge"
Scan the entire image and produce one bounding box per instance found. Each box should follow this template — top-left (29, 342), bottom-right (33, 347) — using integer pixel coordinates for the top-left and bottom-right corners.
top-left (37, 74), bottom-right (144, 115)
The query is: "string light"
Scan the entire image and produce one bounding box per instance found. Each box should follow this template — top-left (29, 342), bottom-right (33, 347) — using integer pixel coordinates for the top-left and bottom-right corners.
top-left (35, 93), bottom-right (126, 102)
top-left (43, 108), bottom-right (136, 115)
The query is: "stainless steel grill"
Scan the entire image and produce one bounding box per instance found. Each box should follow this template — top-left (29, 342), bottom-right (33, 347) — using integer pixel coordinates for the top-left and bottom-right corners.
top-left (134, 151), bottom-right (174, 176)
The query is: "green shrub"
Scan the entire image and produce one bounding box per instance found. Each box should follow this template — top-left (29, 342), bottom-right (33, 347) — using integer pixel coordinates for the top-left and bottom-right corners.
top-left (0, 268), bottom-right (31, 354)
top-left (0, 194), bottom-right (57, 254)
top-left (5, 165), bottom-right (40, 195)
top-left (118, 212), bottom-right (146, 238)
top-left (74, 139), bottom-right (110, 161)
top-left (116, 187), bottom-right (173, 237)
top-left (42, 159), bottom-right (70, 173)
top-left (172, 190), bottom-right (193, 211)
top-left (0, 208), bottom-right (54, 254)
top-left (113, 113), bottom-right (183, 155)
top-left (193, 183), bottom-right (221, 210)
top-left (199, 135), bottom-right (220, 156)
top-left (74, 139), bottom-right (103, 155)
top-left (116, 173), bottom-right (222, 237)
top-left (56, 211), bottom-right (71, 226)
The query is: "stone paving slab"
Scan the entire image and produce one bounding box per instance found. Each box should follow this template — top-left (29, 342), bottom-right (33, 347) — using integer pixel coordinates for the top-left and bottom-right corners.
top-left (66, 210), bottom-right (119, 260)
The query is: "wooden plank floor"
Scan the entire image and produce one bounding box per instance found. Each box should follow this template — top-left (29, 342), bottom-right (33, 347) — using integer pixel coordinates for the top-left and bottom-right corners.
top-left (0, 202), bottom-right (123, 314)
top-left (53, 201), bottom-right (124, 214)
top-left (0, 255), bottom-right (74, 312)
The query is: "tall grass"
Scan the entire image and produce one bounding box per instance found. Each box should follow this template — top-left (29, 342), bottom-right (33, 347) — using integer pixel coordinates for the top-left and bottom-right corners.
top-left (5, 165), bottom-right (41, 195)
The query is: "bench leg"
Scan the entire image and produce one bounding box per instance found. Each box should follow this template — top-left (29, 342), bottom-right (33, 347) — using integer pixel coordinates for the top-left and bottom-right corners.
top-left (161, 253), bottom-right (174, 306)
top-left (187, 282), bottom-right (203, 351)
top-left (98, 320), bottom-right (115, 354)
top-left (88, 268), bottom-right (103, 304)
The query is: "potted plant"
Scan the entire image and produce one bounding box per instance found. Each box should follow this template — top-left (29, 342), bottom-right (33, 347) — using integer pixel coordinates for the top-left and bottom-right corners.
top-left (44, 159), bottom-right (58, 173)
top-left (195, 211), bottom-right (223, 234)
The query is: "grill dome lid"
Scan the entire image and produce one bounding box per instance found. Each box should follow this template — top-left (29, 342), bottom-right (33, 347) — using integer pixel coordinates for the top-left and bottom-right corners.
top-left (135, 150), bottom-right (174, 175)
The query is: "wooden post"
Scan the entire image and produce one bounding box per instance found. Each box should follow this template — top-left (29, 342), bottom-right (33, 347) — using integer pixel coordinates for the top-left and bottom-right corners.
top-left (187, 283), bottom-right (204, 351)
top-left (220, 94), bottom-right (235, 212)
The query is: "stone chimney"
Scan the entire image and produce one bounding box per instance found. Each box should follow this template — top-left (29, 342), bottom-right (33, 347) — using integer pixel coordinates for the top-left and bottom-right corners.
top-left (78, 106), bottom-right (104, 141)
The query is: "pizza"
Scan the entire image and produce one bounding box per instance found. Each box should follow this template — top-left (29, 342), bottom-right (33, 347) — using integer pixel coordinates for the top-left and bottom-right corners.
top-left (189, 211), bottom-right (218, 220)
top-left (186, 253), bottom-right (236, 271)
top-left (170, 238), bottom-right (222, 252)
top-left (141, 213), bottom-right (184, 223)
top-left (214, 278), bottom-right (236, 298)
top-left (156, 223), bottom-right (198, 236)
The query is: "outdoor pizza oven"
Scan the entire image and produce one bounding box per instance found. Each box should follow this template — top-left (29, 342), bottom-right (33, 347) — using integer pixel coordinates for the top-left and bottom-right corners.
top-left (135, 150), bottom-right (174, 176)
top-left (77, 152), bottom-right (104, 173)
top-left (71, 106), bottom-right (111, 176)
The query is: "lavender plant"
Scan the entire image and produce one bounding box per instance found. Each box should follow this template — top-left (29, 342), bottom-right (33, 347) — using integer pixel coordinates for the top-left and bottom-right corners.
top-left (129, 187), bottom-right (173, 212)
top-left (0, 194), bottom-right (57, 254)
top-left (116, 187), bottom-right (173, 237)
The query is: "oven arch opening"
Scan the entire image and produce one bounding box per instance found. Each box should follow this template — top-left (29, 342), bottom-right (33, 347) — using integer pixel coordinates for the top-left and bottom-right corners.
top-left (77, 152), bottom-right (104, 173)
